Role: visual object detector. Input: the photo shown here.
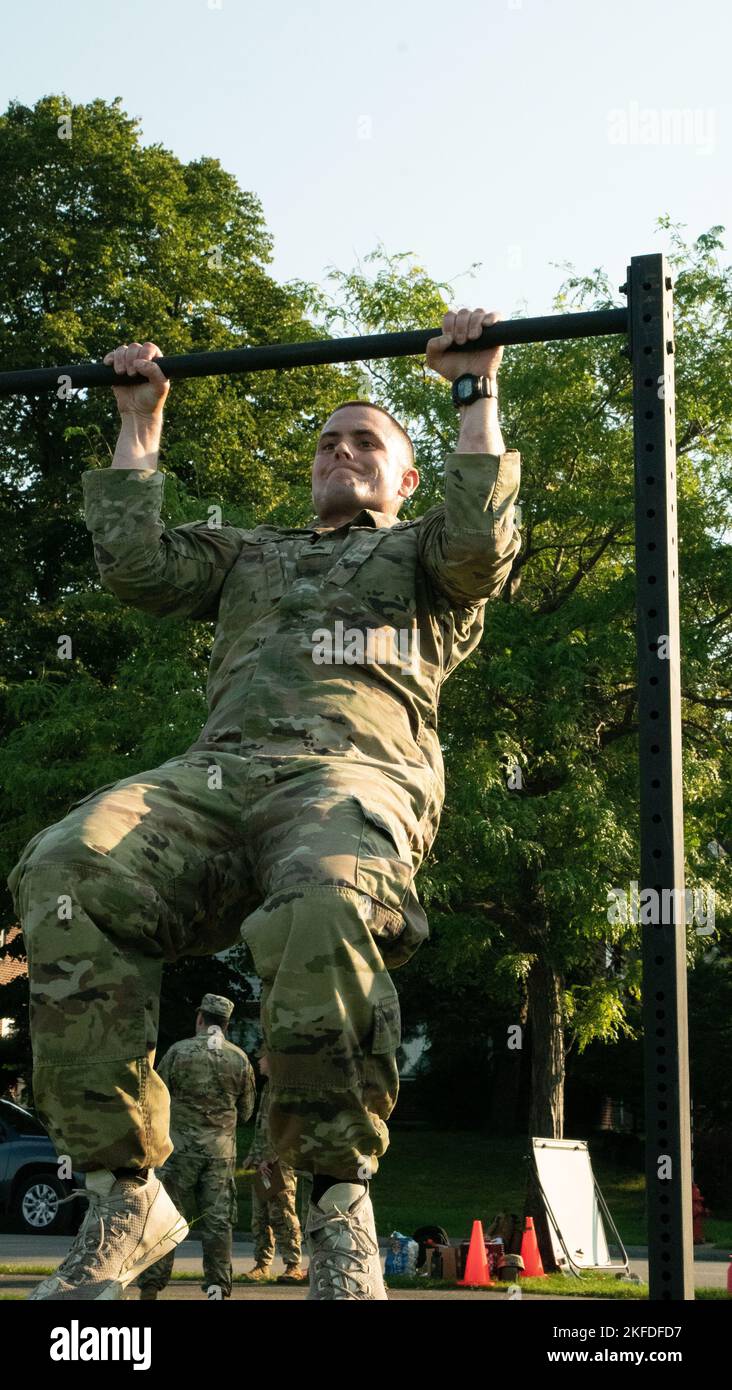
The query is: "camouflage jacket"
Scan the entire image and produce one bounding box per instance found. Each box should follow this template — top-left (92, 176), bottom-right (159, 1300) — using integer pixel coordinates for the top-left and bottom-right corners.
top-left (82, 452), bottom-right (521, 955)
top-left (156, 1033), bottom-right (256, 1157)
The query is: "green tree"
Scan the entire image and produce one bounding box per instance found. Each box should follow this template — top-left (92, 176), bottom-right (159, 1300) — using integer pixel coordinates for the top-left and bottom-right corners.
top-left (1, 98), bottom-right (730, 1151)
top-left (0, 94), bottom-right (364, 1082)
top-left (310, 228), bottom-right (732, 1140)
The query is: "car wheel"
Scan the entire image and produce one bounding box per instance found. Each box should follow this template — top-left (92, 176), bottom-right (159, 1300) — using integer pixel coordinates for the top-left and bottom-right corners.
top-left (14, 1171), bottom-right (75, 1235)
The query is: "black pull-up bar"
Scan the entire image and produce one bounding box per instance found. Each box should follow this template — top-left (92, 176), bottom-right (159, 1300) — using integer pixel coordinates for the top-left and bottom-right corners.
top-left (0, 253), bottom-right (694, 1299)
top-left (0, 307), bottom-right (627, 396)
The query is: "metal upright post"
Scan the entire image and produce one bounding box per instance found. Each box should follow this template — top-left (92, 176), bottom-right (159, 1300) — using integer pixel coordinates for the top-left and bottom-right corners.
top-left (626, 253), bottom-right (694, 1299)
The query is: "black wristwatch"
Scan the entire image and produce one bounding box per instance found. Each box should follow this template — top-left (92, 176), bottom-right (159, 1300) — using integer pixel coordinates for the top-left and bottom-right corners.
top-left (451, 373), bottom-right (498, 408)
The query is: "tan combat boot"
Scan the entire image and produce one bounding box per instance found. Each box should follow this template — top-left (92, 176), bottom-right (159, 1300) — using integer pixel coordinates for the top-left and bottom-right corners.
top-left (247, 1263), bottom-right (272, 1281)
top-left (276, 1263), bottom-right (307, 1284)
top-left (27, 1169), bottom-right (188, 1301)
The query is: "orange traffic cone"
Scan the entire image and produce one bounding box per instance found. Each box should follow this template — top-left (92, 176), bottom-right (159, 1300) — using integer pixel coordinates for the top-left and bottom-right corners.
top-left (520, 1217), bottom-right (546, 1277)
top-left (458, 1220), bottom-right (492, 1287)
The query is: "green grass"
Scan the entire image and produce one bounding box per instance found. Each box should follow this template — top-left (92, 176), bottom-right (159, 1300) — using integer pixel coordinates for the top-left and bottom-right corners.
top-left (389, 1273), bottom-right (644, 1298)
top-left (0, 1267), bottom-right (726, 1300)
top-left (235, 1125), bottom-right (732, 1251)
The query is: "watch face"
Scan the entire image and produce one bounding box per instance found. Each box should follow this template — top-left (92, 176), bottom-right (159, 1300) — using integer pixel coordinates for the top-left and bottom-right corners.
top-left (457, 378), bottom-right (473, 400)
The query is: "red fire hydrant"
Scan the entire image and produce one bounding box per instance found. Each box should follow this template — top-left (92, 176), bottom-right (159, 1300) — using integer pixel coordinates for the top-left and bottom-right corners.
top-left (692, 1183), bottom-right (710, 1244)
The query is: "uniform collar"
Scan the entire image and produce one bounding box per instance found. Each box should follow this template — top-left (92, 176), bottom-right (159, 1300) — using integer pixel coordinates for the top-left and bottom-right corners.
top-left (308, 507), bottom-right (397, 535)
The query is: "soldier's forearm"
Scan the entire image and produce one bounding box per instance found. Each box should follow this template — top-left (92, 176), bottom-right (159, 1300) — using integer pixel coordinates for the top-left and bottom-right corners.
top-left (111, 414), bottom-right (163, 471)
top-left (456, 395), bottom-right (505, 456)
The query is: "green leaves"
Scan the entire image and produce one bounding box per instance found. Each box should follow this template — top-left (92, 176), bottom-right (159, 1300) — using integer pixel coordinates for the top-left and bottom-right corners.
top-left (1, 95), bottom-right (729, 1129)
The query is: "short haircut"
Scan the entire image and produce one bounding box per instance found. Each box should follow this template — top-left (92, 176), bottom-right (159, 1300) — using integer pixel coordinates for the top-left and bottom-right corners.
top-left (200, 1010), bottom-right (226, 1030)
top-left (327, 400), bottom-right (415, 470)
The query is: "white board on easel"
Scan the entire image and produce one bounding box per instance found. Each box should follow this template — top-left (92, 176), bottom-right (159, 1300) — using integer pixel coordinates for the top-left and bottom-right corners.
top-left (532, 1138), bottom-right (629, 1275)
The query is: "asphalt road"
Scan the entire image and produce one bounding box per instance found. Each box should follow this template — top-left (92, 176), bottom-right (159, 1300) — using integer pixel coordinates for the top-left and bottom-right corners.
top-left (1, 1232), bottom-right (728, 1299)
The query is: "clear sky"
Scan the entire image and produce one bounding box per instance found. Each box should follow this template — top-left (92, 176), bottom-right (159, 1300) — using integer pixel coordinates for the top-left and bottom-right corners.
top-left (1, 0), bottom-right (729, 321)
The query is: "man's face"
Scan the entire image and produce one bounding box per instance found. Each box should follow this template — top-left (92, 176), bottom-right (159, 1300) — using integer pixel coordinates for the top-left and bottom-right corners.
top-left (311, 406), bottom-right (418, 525)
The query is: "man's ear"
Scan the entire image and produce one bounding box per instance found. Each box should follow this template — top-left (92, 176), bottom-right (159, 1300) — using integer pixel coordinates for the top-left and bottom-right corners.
top-left (399, 466), bottom-right (420, 500)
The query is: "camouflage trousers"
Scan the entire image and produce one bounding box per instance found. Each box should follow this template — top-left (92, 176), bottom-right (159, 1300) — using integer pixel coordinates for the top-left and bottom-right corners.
top-left (251, 1168), bottom-right (302, 1268)
top-left (138, 1147), bottom-right (237, 1297)
top-left (7, 751), bottom-right (425, 1179)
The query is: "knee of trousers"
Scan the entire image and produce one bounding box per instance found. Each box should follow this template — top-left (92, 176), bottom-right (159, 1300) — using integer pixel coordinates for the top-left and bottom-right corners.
top-left (13, 855), bottom-right (167, 1115)
top-left (200, 1214), bottom-right (233, 1242)
top-left (240, 883), bottom-right (401, 1093)
top-left (10, 850), bottom-right (176, 986)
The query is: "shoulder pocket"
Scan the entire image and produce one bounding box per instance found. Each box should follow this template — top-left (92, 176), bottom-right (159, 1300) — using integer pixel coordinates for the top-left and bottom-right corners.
top-left (328, 529), bottom-right (390, 586)
top-left (328, 529), bottom-right (417, 626)
top-left (222, 539), bottom-right (286, 615)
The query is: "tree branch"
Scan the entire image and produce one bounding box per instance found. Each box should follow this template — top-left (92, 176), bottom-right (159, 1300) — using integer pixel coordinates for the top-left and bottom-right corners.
top-left (538, 523), bottom-right (625, 614)
top-left (682, 689), bottom-right (732, 709)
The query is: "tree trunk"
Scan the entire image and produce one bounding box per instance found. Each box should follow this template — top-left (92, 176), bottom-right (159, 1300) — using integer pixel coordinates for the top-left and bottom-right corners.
top-left (524, 952), bottom-right (565, 1272)
top-left (488, 995), bottom-right (528, 1133)
top-left (527, 952), bottom-right (565, 1138)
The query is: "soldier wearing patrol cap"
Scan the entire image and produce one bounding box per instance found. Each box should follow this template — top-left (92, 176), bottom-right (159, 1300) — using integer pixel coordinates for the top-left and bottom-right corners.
top-left (137, 993), bottom-right (256, 1300)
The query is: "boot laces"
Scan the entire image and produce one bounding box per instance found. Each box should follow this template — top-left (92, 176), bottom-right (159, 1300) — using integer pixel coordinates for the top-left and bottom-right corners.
top-left (310, 1204), bottom-right (378, 1300)
top-left (47, 1187), bottom-right (137, 1285)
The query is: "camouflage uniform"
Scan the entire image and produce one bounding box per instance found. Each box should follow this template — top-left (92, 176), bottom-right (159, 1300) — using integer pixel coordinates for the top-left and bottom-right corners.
top-left (6, 450), bottom-right (521, 1181)
top-left (138, 994), bottom-right (255, 1297)
top-left (250, 1080), bottom-right (302, 1269)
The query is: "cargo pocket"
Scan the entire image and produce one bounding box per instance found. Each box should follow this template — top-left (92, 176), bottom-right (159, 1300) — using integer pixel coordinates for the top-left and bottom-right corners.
top-left (363, 981), bottom-right (401, 1126)
top-left (355, 801), bottom-right (429, 968)
top-left (356, 802), bottom-right (413, 912)
top-left (371, 992), bottom-right (402, 1054)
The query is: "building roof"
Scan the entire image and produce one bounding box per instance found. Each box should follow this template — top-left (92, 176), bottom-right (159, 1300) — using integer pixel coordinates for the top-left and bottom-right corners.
top-left (0, 925), bottom-right (27, 987)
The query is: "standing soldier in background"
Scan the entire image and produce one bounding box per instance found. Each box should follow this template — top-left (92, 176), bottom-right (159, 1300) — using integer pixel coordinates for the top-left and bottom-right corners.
top-left (138, 994), bottom-right (255, 1301)
top-left (245, 1048), bottom-right (306, 1284)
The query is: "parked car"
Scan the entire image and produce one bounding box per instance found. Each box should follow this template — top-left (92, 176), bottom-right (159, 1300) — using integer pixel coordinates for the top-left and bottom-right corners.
top-left (0, 1099), bottom-right (84, 1235)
